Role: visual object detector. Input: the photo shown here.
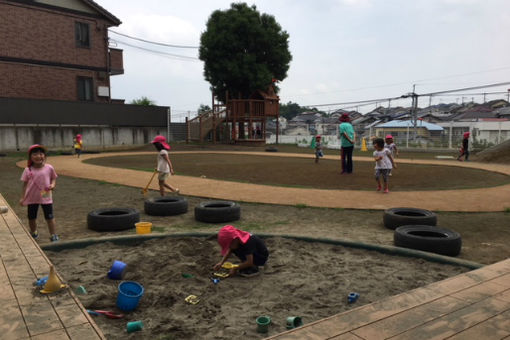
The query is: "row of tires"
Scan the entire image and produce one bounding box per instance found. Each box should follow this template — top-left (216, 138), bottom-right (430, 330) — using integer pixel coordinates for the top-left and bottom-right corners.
top-left (87, 198), bottom-right (240, 232)
top-left (383, 207), bottom-right (461, 257)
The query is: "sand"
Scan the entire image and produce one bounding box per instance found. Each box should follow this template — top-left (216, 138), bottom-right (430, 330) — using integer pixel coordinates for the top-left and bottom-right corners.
top-left (46, 236), bottom-right (468, 339)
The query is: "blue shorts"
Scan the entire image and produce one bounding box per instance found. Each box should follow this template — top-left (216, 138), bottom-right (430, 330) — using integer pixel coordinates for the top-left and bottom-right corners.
top-left (375, 169), bottom-right (390, 182)
top-left (28, 204), bottom-right (54, 220)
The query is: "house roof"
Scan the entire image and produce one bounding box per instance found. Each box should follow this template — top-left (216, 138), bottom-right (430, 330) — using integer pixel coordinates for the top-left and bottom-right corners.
top-left (376, 120), bottom-right (444, 131)
top-left (82, 0), bottom-right (121, 26)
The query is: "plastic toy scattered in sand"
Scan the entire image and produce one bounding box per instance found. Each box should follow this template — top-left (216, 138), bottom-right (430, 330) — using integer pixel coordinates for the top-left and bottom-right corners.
top-left (221, 262), bottom-right (239, 269)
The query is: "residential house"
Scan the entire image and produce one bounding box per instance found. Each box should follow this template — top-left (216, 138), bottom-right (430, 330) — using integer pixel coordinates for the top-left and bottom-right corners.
top-left (373, 120), bottom-right (444, 145)
top-left (0, 0), bottom-right (123, 103)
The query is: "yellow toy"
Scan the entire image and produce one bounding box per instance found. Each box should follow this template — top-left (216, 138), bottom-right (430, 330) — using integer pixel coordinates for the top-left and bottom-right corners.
top-left (221, 262), bottom-right (239, 269)
top-left (40, 265), bottom-right (67, 294)
top-left (185, 295), bottom-right (200, 304)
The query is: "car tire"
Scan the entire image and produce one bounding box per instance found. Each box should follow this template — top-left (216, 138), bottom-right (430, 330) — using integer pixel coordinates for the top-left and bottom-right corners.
top-left (87, 208), bottom-right (140, 231)
top-left (394, 225), bottom-right (462, 257)
top-left (195, 201), bottom-right (241, 223)
top-left (383, 207), bottom-right (437, 230)
top-left (144, 196), bottom-right (188, 216)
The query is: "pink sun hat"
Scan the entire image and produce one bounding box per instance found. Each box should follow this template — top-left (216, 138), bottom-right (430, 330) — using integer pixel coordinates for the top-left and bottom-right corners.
top-left (218, 225), bottom-right (251, 256)
top-left (151, 135), bottom-right (170, 150)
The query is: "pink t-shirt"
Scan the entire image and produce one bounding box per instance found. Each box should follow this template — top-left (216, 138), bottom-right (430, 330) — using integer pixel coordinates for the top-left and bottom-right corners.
top-left (20, 164), bottom-right (58, 205)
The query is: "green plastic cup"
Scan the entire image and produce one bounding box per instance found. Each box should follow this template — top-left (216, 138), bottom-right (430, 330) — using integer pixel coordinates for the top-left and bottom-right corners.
top-left (286, 316), bottom-right (303, 329)
top-left (256, 315), bottom-right (271, 333)
top-left (126, 320), bottom-right (143, 333)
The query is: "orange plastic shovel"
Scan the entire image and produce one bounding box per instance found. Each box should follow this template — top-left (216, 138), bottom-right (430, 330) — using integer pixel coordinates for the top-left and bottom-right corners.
top-left (142, 170), bottom-right (158, 195)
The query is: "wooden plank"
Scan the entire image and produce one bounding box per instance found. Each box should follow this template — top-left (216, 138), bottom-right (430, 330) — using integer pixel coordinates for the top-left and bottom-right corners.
top-left (352, 296), bottom-right (469, 339)
top-left (446, 310), bottom-right (510, 339)
top-left (450, 282), bottom-right (510, 304)
top-left (389, 297), bottom-right (510, 340)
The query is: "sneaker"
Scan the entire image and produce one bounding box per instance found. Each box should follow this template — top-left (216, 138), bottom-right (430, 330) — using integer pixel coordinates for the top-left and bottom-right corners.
top-left (239, 266), bottom-right (260, 278)
top-left (50, 234), bottom-right (60, 242)
top-left (376, 185), bottom-right (382, 191)
top-left (174, 188), bottom-right (180, 194)
top-left (31, 230), bottom-right (38, 239)
top-left (384, 188), bottom-right (389, 194)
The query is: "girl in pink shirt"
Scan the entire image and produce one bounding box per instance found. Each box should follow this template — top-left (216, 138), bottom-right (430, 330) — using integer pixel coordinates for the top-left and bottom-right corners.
top-left (19, 145), bottom-right (59, 242)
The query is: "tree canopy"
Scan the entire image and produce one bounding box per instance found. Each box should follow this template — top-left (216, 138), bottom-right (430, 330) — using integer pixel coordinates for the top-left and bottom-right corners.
top-left (129, 96), bottom-right (156, 106)
top-left (199, 3), bottom-right (292, 102)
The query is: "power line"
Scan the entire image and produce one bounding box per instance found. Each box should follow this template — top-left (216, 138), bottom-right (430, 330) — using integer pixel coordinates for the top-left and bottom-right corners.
top-left (108, 29), bottom-right (199, 49)
top-left (420, 82), bottom-right (510, 96)
top-left (111, 38), bottom-right (200, 61)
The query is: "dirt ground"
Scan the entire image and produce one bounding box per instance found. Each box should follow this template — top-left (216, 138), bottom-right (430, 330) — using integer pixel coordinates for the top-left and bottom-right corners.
top-left (1, 146), bottom-right (509, 265)
top-left (86, 152), bottom-right (510, 191)
top-left (45, 237), bottom-right (468, 340)
top-left (0, 143), bottom-right (509, 339)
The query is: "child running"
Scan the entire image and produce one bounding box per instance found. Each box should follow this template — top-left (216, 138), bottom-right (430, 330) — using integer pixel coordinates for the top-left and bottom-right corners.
top-left (373, 138), bottom-right (396, 193)
top-left (19, 144), bottom-right (60, 241)
top-left (213, 225), bottom-right (269, 277)
top-left (314, 135), bottom-right (323, 163)
top-left (151, 135), bottom-right (179, 196)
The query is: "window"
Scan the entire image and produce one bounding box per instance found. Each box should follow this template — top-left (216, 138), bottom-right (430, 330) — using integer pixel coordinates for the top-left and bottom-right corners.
top-left (77, 77), bottom-right (93, 101)
top-left (75, 22), bottom-right (90, 48)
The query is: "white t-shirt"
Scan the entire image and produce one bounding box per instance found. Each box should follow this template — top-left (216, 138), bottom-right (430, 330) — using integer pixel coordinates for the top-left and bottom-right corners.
top-left (373, 149), bottom-right (393, 169)
top-left (157, 149), bottom-right (170, 173)
top-left (385, 143), bottom-right (397, 157)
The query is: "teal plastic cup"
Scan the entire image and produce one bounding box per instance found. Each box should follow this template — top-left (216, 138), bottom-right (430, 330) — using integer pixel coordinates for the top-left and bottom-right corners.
top-left (286, 316), bottom-right (303, 329)
top-left (127, 320), bottom-right (143, 333)
top-left (256, 315), bottom-right (271, 333)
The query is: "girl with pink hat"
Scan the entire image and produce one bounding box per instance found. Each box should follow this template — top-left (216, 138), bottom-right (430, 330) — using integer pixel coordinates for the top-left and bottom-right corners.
top-left (19, 145), bottom-right (60, 242)
top-left (151, 135), bottom-right (179, 195)
top-left (213, 225), bottom-right (269, 277)
top-left (384, 135), bottom-right (398, 175)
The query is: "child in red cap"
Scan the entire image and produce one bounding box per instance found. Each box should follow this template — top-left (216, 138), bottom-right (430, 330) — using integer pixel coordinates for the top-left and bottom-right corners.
top-left (384, 134), bottom-right (398, 175)
top-left (214, 225), bottom-right (268, 277)
top-left (19, 145), bottom-right (60, 241)
top-left (457, 132), bottom-right (470, 161)
top-left (151, 135), bottom-right (179, 195)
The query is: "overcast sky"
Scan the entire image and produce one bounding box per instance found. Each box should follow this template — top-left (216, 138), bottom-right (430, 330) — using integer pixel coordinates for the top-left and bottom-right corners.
top-left (99, 0), bottom-right (510, 121)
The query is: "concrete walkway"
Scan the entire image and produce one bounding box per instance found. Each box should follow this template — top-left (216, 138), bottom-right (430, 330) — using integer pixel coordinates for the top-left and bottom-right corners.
top-left (41, 151), bottom-right (510, 212)
top-left (0, 194), bottom-right (105, 339)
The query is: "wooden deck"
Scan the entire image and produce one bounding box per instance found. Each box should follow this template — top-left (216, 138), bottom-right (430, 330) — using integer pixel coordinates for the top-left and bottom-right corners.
top-left (266, 259), bottom-right (510, 339)
top-left (0, 194), bottom-right (105, 339)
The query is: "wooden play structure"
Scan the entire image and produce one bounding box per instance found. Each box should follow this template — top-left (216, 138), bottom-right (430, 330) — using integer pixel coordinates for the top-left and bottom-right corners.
top-left (186, 83), bottom-right (280, 144)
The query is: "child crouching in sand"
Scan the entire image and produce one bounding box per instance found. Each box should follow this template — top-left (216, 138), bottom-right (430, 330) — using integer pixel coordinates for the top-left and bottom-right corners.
top-left (213, 225), bottom-right (269, 277)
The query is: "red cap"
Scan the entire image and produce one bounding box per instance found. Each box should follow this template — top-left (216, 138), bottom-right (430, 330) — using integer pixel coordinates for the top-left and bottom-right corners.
top-left (27, 144), bottom-right (47, 167)
top-left (339, 113), bottom-right (350, 122)
top-left (315, 135), bottom-right (321, 140)
top-left (217, 225), bottom-right (251, 256)
top-left (151, 135), bottom-right (170, 150)
top-left (385, 134), bottom-right (393, 139)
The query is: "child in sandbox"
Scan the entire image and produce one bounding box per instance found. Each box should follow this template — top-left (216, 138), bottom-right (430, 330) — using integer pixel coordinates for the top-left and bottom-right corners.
top-left (213, 225), bottom-right (269, 277)
top-left (151, 135), bottom-right (179, 196)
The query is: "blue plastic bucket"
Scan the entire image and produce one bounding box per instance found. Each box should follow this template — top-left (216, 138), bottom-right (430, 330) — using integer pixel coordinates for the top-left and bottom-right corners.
top-left (107, 260), bottom-right (127, 280)
top-left (116, 281), bottom-right (144, 311)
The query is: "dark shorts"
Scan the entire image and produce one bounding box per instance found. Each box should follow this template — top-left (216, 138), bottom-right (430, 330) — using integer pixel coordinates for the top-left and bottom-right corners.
top-left (28, 204), bottom-right (54, 220)
top-left (375, 169), bottom-right (391, 182)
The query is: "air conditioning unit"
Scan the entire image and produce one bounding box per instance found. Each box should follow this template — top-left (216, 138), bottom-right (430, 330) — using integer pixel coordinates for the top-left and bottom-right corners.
top-left (98, 86), bottom-right (110, 97)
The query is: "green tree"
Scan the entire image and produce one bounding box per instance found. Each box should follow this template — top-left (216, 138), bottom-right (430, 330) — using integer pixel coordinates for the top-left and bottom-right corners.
top-left (279, 101), bottom-right (325, 120)
top-left (199, 3), bottom-right (292, 102)
top-left (130, 96), bottom-right (156, 106)
top-left (198, 104), bottom-right (212, 114)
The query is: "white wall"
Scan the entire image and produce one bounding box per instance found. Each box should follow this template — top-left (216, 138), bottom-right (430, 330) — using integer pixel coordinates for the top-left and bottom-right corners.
top-left (0, 125), bottom-right (166, 152)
